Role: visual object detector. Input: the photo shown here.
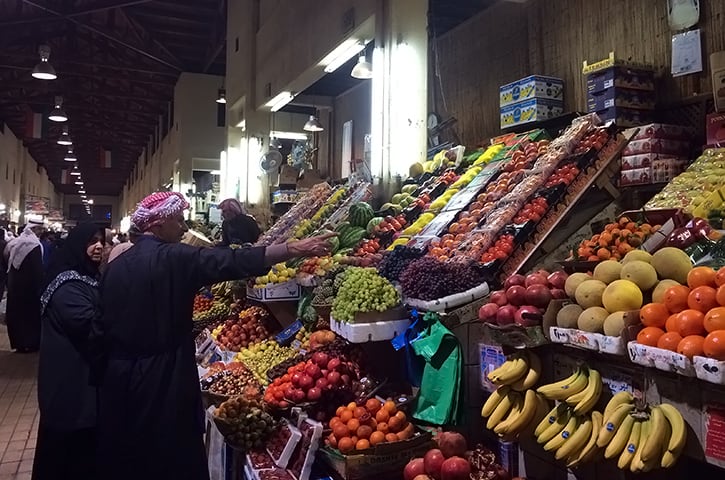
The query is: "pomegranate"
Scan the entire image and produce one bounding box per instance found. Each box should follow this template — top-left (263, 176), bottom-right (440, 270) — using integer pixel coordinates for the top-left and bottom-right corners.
top-left (440, 457), bottom-right (471, 480)
top-left (305, 363), bottom-right (322, 379)
top-left (404, 458), bottom-right (426, 480)
top-left (524, 284), bottom-right (552, 308)
top-left (550, 288), bottom-right (567, 299)
top-left (311, 351), bottom-right (329, 367)
top-left (496, 305), bottom-right (517, 326)
top-left (478, 303), bottom-right (499, 322)
top-left (327, 358), bottom-right (341, 371)
top-left (437, 431), bottom-right (468, 458)
top-left (490, 290), bottom-right (508, 307)
top-left (424, 449), bottom-right (446, 479)
top-left (547, 271), bottom-right (568, 290)
top-left (514, 306), bottom-right (542, 327)
top-left (413, 476), bottom-right (432, 480)
top-left (503, 274), bottom-right (526, 289)
top-left (306, 387), bottom-right (322, 401)
top-left (505, 286), bottom-right (526, 306)
top-left (298, 374), bottom-right (314, 389)
top-left (524, 273), bottom-right (548, 288)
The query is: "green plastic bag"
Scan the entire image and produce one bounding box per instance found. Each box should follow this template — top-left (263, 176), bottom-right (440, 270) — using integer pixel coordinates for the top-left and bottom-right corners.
top-left (411, 312), bottom-right (463, 425)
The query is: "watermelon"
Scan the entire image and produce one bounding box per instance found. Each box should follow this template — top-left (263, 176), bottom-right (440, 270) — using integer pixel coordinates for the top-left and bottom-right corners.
top-left (366, 217), bottom-right (384, 235)
top-left (319, 229), bottom-right (340, 253)
top-left (335, 221), bottom-right (351, 233)
top-left (340, 226), bottom-right (367, 249)
top-left (349, 202), bottom-right (375, 228)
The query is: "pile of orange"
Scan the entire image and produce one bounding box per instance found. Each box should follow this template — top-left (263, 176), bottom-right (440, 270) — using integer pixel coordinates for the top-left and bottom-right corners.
top-left (575, 216), bottom-right (660, 261)
top-left (636, 266), bottom-right (725, 361)
top-left (325, 398), bottom-right (414, 454)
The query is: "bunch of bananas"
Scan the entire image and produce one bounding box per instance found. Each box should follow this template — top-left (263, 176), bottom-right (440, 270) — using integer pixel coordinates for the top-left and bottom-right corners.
top-left (210, 281), bottom-right (234, 305)
top-left (596, 392), bottom-right (687, 472)
top-left (537, 366), bottom-right (602, 415)
top-left (481, 351), bottom-right (548, 440)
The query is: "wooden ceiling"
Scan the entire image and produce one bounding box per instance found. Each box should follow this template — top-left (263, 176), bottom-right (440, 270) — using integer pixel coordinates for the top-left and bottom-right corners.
top-left (0, 0), bottom-right (226, 196)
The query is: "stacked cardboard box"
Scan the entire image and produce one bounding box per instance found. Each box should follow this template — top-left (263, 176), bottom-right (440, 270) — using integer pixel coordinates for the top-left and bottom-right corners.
top-left (619, 123), bottom-right (692, 186)
top-left (499, 75), bottom-right (564, 129)
top-left (586, 66), bottom-right (656, 127)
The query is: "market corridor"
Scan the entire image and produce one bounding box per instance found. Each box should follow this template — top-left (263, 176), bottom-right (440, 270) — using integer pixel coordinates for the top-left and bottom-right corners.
top-left (0, 324), bottom-right (38, 479)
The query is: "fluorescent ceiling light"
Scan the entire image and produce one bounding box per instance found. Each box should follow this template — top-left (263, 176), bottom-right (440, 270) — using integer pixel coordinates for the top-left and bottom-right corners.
top-left (48, 96), bottom-right (67, 122)
top-left (70, 166), bottom-right (81, 176)
top-left (322, 39), bottom-right (365, 73)
top-left (57, 126), bottom-right (72, 145)
top-left (32, 45), bottom-right (57, 80)
top-left (209, 170), bottom-right (221, 175)
top-left (265, 91), bottom-right (294, 112)
top-left (270, 130), bottom-right (309, 141)
top-left (87, 199), bottom-right (94, 204)
top-left (75, 180), bottom-right (84, 185)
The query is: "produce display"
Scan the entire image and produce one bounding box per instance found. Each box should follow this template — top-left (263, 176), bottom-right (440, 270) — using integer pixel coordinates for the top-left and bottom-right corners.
top-left (212, 305), bottom-right (274, 351)
top-left (378, 246), bottom-right (426, 282)
top-left (254, 263), bottom-right (298, 288)
top-left (257, 183), bottom-right (333, 246)
top-left (573, 216), bottom-right (659, 261)
top-left (326, 398), bottom-right (414, 452)
top-left (213, 396), bottom-right (276, 450)
top-left (235, 340), bottom-right (296, 386)
top-left (292, 185), bottom-right (351, 239)
top-left (201, 368), bottom-right (262, 399)
top-left (331, 267), bottom-right (400, 322)
top-left (400, 257), bottom-right (485, 301)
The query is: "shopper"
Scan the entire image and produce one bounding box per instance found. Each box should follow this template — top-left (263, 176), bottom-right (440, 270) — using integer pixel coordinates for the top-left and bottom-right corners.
top-left (0, 227), bottom-right (7, 300)
top-left (218, 197), bottom-right (261, 246)
top-left (106, 225), bottom-right (141, 264)
top-left (94, 191), bottom-right (334, 480)
top-left (33, 223), bottom-right (105, 480)
top-left (4, 218), bottom-right (44, 352)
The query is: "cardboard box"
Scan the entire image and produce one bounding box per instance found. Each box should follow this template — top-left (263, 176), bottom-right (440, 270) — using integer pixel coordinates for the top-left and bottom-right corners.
top-left (621, 153), bottom-right (687, 170)
top-left (712, 51), bottom-right (725, 112)
top-left (586, 66), bottom-right (655, 94)
top-left (596, 106), bottom-right (654, 127)
top-left (499, 75), bottom-right (564, 107)
top-left (623, 123), bottom-right (695, 141)
top-left (587, 88), bottom-right (655, 112)
top-left (500, 98), bottom-right (564, 129)
top-left (706, 113), bottom-right (725, 147)
top-left (620, 167), bottom-right (652, 186)
top-left (622, 138), bottom-right (690, 156)
top-left (619, 158), bottom-right (686, 186)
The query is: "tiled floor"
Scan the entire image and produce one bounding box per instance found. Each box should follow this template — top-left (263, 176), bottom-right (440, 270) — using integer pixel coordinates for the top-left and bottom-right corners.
top-left (0, 323), bottom-right (38, 480)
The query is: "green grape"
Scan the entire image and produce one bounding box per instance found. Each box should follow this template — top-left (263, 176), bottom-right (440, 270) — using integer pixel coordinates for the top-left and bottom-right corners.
top-left (331, 267), bottom-right (400, 322)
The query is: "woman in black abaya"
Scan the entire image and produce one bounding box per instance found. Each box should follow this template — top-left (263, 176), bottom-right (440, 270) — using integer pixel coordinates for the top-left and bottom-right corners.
top-left (33, 223), bottom-right (105, 480)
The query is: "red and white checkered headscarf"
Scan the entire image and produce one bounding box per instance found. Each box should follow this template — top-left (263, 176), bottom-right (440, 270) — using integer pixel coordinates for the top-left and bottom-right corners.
top-left (131, 191), bottom-right (190, 232)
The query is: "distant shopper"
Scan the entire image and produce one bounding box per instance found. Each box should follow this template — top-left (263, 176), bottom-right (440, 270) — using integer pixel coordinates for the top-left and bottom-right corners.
top-left (0, 227), bottom-right (7, 300)
top-left (4, 218), bottom-right (45, 352)
top-left (218, 198), bottom-right (261, 246)
top-left (33, 223), bottom-right (105, 480)
top-left (107, 225), bottom-right (141, 264)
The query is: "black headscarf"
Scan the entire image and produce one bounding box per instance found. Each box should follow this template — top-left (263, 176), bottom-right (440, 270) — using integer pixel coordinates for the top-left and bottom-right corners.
top-left (42, 223), bottom-right (105, 291)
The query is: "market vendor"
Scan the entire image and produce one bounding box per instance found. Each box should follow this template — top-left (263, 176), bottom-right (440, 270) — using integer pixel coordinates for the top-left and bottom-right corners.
top-left (218, 197), bottom-right (261, 246)
top-left (93, 191), bottom-right (334, 480)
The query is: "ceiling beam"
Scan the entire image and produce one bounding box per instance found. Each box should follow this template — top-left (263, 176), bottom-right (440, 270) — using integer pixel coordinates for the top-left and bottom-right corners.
top-left (0, 0), bottom-right (153, 26)
top-left (0, 82), bottom-right (172, 103)
top-left (118, 8), bottom-right (184, 69)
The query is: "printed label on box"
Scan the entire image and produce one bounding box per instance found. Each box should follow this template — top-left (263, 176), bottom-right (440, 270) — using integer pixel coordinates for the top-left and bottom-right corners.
top-left (499, 75), bottom-right (564, 107)
top-left (479, 344), bottom-right (505, 392)
top-left (706, 405), bottom-right (725, 461)
top-left (500, 98), bottom-right (564, 128)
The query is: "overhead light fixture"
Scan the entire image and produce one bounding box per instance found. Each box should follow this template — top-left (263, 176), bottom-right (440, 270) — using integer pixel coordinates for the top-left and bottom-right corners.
top-left (32, 44), bottom-right (57, 80)
top-left (303, 115), bottom-right (324, 132)
top-left (57, 125), bottom-right (72, 145)
top-left (322, 39), bottom-right (365, 73)
top-left (265, 91), bottom-right (294, 112)
top-left (236, 119), bottom-right (246, 129)
top-left (70, 165), bottom-right (81, 176)
top-left (80, 194), bottom-right (87, 198)
top-left (351, 53), bottom-right (373, 79)
top-left (48, 96), bottom-right (68, 122)
top-left (75, 180), bottom-right (84, 185)
top-left (216, 89), bottom-right (226, 104)
top-left (63, 147), bottom-right (76, 161)
top-left (87, 199), bottom-right (94, 205)
top-left (270, 130), bottom-right (309, 141)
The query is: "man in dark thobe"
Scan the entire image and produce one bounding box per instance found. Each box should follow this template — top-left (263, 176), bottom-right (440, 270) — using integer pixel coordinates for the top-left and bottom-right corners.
top-left (94, 192), bottom-right (333, 479)
top-left (4, 218), bottom-right (45, 352)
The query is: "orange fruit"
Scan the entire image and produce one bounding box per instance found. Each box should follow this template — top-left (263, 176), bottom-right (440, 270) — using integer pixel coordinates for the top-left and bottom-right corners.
top-left (340, 410), bottom-right (353, 423)
top-left (688, 286), bottom-right (719, 313)
top-left (677, 335), bottom-right (706, 359)
top-left (640, 303), bottom-right (670, 328)
top-left (687, 266), bottom-right (717, 289)
top-left (637, 327), bottom-right (665, 347)
top-left (327, 433), bottom-right (338, 448)
top-left (395, 411), bottom-right (407, 423)
top-left (355, 438), bottom-right (370, 450)
top-left (657, 331), bottom-right (683, 351)
top-left (716, 269), bottom-right (725, 287)
top-left (338, 437), bottom-right (354, 453)
top-left (664, 285), bottom-right (691, 313)
top-left (705, 307), bottom-right (725, 333)
top-left (357, 425), bottom-right (373, 440)
top-left (333, 423), bottom-right (349, 440)
top-left (385, 433), bottom-right (399, 443)
top-left (336, 406), bottom-right (346, 417)
top-left (703, 330), bottom-right (725, 360)
top-left (376, 422), bottom-right (389, 434)
top-left (384, 400), bottom-right (397, 414)
top-left (353, 407), bottom-right (368, 419)
top-left (347, 402), bottom-right (357, 410)
top-left (375, 409), bottom-right (390, 423)
top-left (676, 309), bottom-right (705, 337)
top-left (370, 431), bottom-right (386, 445)
top-left (665, 314), bottom-right (679, 333)
top-left (597, 248), bottom-right (611, 260)
top-left (717, 285), bottom-right (725, 306)
top-left (388, 416), bottom-right (403, 433)
top-left (329, 417), bottom-right (342, 429)
top-left (365, 399), bottom-right (382, 414)
top-left (347, 418), bottom-right (360, 435)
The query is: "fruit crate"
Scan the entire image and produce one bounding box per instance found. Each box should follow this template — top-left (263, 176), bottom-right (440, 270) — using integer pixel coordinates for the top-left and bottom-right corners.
top-left (247, 280), bottom-right (302, 302)
top-left (482, 323), bottom-right (548, 349)
top-left (626, 341), bottom-right (696, 377)
top-left (330, 316), bottom-right (411, 343)
top-left (693, 356), bottom-right (725, 385)
top-left (404, 282), bottom-right (490, 313)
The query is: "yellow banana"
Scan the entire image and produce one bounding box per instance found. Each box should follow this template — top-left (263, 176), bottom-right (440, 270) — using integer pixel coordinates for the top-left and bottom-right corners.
top-left (487, 390), bottom-right (514, 430)
top-left (544, 415), bottom-right (579, 452)
top-left (494, 393), bottom-right (523, 435)
top-left (524, 393), bottom-right (551, 437)
top-left (597, 403), bottom-right (635, 447)
top-left (569, 410), bottom-right (603, 468)
top-left (536, 368), bottom-right (581, 397)
top-left (661, 450), bottom-right (681, 469)
top-left (603, 391), bottom-right (634, 422)
top-left (573, 369), bottom-right (602, 415)
top-left (537, 407), bottom-right (572, 444)
top-left (641, 406), bottom-right (667, 463)
top-left (538, 367), bottom-right (589, 401)
top-left (510, 351), bottom-right (541, 391)
top-left (631, 419), bottom-right (651, 473)
top-left (481, 386), bottom-right (510, 418)
top-left (659, 403), bottom-right (687, 454)
top-left (556, 415), bottom-right (593, 460)
top-left (488, 355), bottom-right (529, 385)
top-left (499, 389), bottom-right (540, 437)
top-left (617, 420), bottom-right (642, 470)
top-left (604, 414), bottom-right (635, 459)
top-left (535, 403), bottom-right (564, 437)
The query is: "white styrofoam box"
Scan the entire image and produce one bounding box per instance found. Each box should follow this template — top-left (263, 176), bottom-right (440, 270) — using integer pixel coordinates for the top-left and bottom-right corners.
top-left (500, 98), bottom-right (564, 129)
top-left (598, 334), bottom-right (627, 356)
top-left (404, 282), bottom-right (489, 312)
top-left (694, 356), bottom-right (725, 385)
top-left (499, 75), bottom-right (564, 107)
top-left (627, 341), bottom-right (696, 377)
top-left (331, 316), bottom-right (411, 343)
top-left (548, 326), bottom-right (571, 344)
top-left (549, 327), bottom-right (599, 350)
top-left (246, 280), bottom-right (301, 302)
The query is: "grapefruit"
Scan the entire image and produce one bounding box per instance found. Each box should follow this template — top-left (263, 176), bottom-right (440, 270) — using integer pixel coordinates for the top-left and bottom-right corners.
top-left (602, 279), bottom-right (643, 312)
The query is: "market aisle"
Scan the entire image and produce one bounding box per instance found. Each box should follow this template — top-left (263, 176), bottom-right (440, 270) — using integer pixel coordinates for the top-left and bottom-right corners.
top-left (0, 324), bottom-right (38, 480)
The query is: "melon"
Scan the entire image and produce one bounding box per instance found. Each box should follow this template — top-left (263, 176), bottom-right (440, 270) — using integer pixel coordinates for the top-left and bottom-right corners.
top-left (619, 261), bottom-right (658, 290)
top-left (593, 260), bottom-right (622, 284)
top-left (349, 202), bottom-right (375, 228)
top-left (366, 217), bottom-right (384, 235)
top-left (651, 247), bottom-right (693, 284)
top-left (602, 280), bottom-right (643, 312)
top-left (575, 280), bottom-right (607, 309)
top-left (578, 307), bottom-right (609, 333)
top-left (565, 272), bottom-right (591, 298)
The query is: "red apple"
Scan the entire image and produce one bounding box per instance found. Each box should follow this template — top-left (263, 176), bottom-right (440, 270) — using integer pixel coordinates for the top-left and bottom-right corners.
top-left (306, 387), bottom-right (322, 401)
top-left (404, 458), bottom-right (426, 480)
top-left (496, 305), bottom-right (517, 326)
top-left (505, 286), bottom-right (527, 306)
top-left (547, 271), bottom-right (568, 290)
top-left (478, 303), bottom-right (499, 322)
top-left (305, 363), bottom-right (322, 379)
top-left (299, 374), bottom-right (314, 390)
top-left (440, 457), bottom-right (471, 480)
top-left (327, 371), bottom-right (342, 386)
top-left (424, 449), bottom-right (446, 479)
top-left (490, 290), bottom-right (508, 307)
top-left (503, 274), bottom-right (526, 289)
top-left (524, 273), bottom-right (548, 288)
top-left (515, 305), bottom-right (542, 327)
top-left (524, 284), bottom-right (552, 308)
top-left (550, 288), bottom-right (567, 299)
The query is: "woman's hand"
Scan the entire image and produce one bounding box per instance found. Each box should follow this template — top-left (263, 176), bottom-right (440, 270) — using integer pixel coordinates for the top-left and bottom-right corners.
top-left (288, 232), bottom-right (337, 258)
